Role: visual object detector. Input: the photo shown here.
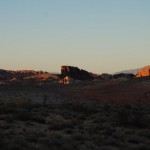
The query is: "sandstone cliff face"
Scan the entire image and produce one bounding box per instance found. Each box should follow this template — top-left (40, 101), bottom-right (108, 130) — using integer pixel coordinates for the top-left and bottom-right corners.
top-left (136, 65), bottom-right (150, 77)
top-left (61, 66), bottom-right (94, 80)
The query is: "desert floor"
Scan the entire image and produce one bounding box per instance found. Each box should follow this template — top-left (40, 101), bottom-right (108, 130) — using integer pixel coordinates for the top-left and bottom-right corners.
top-left (0, 77), bottom-right (150, 150)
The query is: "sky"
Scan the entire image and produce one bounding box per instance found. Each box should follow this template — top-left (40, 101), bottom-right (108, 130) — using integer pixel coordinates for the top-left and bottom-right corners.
top-left (0, 0), bottom-right (150, 74)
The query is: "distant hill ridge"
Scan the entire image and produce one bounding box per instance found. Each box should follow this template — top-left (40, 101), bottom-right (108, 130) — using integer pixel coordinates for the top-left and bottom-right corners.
top-left (0, 69), bottom-right (44, 80)
top-left (114, 68), bottom-right (141, 75)
top-left (0, 65), bottom-right (149, 83)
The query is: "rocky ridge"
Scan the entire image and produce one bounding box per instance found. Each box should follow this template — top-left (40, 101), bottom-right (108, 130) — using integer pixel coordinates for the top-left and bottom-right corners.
top-left (1, 65), bottom-right (149, 84)
top-left (0, 70), bottom-right (44, 81)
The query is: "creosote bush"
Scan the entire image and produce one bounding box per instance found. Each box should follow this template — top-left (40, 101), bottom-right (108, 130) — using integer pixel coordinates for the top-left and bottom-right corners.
top-left (116, 109), bottom-right (150, 128)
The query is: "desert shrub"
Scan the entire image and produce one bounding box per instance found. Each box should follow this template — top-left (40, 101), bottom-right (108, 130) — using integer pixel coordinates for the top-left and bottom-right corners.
top-left (103, 104), bottom-right (111, 112)
top-left (64, 128), bottom-right (73, 134)
top-left (4, 115), bottom-right (14, 123)
top-left (14, 110), bottom-right (46, 123)
top-left (0, 131), bottom-right (5, 149)
top-left (92, 114), bottom-right (107, 124)
top-left (32, 115), bottom-right (46, 124)
top-left (115, 109), bottom-right (150, 128)
top-left (23, 130), bottom-right (46, 144)
top-left (130, 111), bottom-right (150, 128)
top-left (48, 117), bottom-right (74, 130)
top-left (135, 144), bottom-right (150, 150)
top-left (127, 135), bottom-right (145, 144)
top-left (86, 124), bottom-right (102, 135)
top-left (102, 136), bottom-right (121, 147)
top-left (25, 133), bottom-right (38, 143)
top-left (124, 144), bottom-right (150, 150)
top-left (14, 111), bottom-right (31, 121)
top-left (40, 133), bottom-right (78, 150)
top-left (72, 132), bottom-right (85, 141)
top-left (0, 120), bottom-right (10, 129)
top-left (116, 109), bottom-right (130, 127)
top-left (20, 102), bottom-right (41, 111)
top-left (0, 104), bottom-right (17, 114)
top-left (69, 102), bottom-right (98, 114)
top-left (5, 136), bottom-right (29, 150)
top-left (138, 129), bottom-right (150, 138)
top-left (104, 125), bottom-right (115, 136)
top-left (100, 145), bottom-right (119, 150)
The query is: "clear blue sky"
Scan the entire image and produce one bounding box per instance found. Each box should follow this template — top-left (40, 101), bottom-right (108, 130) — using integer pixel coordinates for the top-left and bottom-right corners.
top-left (0, 0), bottom-right (150, 73)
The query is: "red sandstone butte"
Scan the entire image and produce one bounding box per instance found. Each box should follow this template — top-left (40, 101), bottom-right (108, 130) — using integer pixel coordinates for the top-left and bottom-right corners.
top-left (61, 66), bottom-right (94, 80)
top-left (136, 65), bottom-right (150, 77)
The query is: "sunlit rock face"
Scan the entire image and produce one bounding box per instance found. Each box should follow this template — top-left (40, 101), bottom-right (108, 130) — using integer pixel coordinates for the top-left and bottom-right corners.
top-left (136, 65), bottom-right (150, 77)
top-left (61, 66), bottom-right (94, 80)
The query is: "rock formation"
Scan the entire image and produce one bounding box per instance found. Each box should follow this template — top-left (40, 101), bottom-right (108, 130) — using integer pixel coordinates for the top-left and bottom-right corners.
top-left (59, 76), bottom-right (74, 84)
top-left (0, 70), bottom-right (44, 81)
top-left (136, 65), bottom-right (150, 77)
top-left (61, 66), bottom-right (94, 80)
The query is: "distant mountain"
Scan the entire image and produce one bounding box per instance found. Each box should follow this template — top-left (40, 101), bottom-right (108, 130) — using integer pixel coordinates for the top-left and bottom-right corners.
top-left (114, 68), bottom-right (141, 75)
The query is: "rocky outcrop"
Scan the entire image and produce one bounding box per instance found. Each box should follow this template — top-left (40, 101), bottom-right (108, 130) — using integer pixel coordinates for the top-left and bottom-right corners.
top-left (59, 76), bottom-right (74, 84)
top-left (0, 70), bottom-right (44, 81)
top-left (136, 65), bottom-right (150, 77)
top-left (61, 66), bottom-right (94, 80)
